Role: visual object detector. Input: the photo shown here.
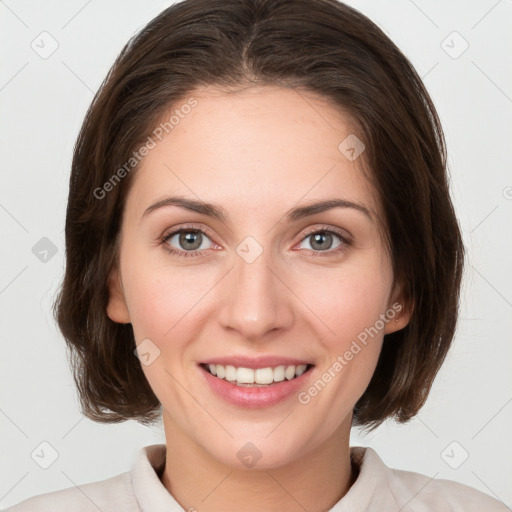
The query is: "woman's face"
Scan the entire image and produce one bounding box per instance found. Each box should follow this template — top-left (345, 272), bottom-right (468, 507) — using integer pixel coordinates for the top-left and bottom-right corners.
top-left (107, 85), bottom-right (409, 469)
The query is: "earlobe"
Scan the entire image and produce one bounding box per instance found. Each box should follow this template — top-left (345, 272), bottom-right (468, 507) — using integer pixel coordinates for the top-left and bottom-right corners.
top-left (384, 308), bottom-right (411, 334)
top-left (106, 267), bottom-right (131, 324)
top-left (384, 283), bottom-right (413, 334)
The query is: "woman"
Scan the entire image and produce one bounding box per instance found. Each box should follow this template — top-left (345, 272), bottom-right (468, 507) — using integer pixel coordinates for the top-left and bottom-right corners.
top-left (7, 0), bottom-right (507, 510)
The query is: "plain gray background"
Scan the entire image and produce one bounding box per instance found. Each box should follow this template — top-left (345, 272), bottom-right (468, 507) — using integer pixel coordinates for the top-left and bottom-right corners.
top-left (1, 0), bottom-right (511, 509)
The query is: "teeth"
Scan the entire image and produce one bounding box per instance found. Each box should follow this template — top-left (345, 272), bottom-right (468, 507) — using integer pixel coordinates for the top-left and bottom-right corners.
top-left (237, 367), bottom-right (254, 384)
top-left (255, 367), bottom-right (274, 384)
top-left (225, 365), bottom-right (237, 382)
top-left (216, 365), bottom-right (226, 379)
top-left (284, 365), bottom-right (296, 380)
top-left (273, 365), bottom-right (285, 382)
top-left (204, 363), bottom-right (310, 385)
top-left (295, 365), bottom-right (307, 377)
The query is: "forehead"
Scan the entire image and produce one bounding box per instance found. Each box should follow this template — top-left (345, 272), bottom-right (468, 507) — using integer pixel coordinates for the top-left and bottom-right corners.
top-left (126, 85), bottom-right (380, 221)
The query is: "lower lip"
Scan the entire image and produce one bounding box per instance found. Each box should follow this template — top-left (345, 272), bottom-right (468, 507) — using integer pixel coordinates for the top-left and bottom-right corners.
top-left (200, 365), bottom-right (314, 408)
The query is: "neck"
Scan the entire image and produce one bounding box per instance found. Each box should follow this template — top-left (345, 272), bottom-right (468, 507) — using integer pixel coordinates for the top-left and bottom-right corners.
top-left (160, 414), bottom-right (355, 512)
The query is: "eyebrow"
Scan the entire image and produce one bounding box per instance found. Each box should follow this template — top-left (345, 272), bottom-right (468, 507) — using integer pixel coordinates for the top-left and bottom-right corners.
top-left (141, 196), bottom-right (373, 223)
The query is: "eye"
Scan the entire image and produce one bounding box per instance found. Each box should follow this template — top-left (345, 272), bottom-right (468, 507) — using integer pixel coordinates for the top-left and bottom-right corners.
top-left (160, 225), bottom-right (216, 258)
top-left (295, 225), bottom-right (351, 257)
top-left (159, 224), bottom-right (352, 259)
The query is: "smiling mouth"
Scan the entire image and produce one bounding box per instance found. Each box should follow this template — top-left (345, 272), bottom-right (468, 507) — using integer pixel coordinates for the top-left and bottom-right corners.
top-left (200, 363), bottom-right (314, 387)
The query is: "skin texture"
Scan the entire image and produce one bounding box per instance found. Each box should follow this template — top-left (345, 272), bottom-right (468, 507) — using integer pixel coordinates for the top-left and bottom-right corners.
top-left (106, 85), bottom-right (411, 512)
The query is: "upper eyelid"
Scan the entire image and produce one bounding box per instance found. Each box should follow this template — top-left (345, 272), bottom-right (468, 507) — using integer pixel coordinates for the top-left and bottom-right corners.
top-left (301, 224), bottom-right (351, 239)
top-left (162, 223), bottom-right (217, 242)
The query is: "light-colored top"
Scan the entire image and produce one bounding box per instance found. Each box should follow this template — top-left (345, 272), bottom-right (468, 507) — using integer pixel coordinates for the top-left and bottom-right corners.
top-left (4, 444), bottom-right (508, 511)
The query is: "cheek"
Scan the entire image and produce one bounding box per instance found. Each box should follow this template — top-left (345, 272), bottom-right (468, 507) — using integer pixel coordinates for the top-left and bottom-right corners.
top-left (125, 277), bottom-right (176, 340)
top-left (293, 256), bottom-right (390, 403)
top-left (296, 257), bottom-right (392, 344)
top-left (122, 251), bottom-right (215, 341)
top-left (124, 268), bottom-right (208, 405)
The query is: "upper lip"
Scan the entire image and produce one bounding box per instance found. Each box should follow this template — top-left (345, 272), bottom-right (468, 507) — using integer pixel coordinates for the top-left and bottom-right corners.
top-left (200, 355), bottom-right (314, 370)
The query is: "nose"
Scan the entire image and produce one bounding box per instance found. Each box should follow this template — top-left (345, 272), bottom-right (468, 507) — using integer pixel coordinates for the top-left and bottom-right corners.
top-left (217, 244), bottom-right (294, 342)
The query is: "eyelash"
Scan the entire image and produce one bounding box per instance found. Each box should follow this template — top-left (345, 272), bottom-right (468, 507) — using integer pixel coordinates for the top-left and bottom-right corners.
top-left (159, 223), bottom-right (352, 259)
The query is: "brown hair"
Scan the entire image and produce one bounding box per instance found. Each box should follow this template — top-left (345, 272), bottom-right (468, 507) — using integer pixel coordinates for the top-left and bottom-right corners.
top-left (53, 0), bottom-right (464, 431)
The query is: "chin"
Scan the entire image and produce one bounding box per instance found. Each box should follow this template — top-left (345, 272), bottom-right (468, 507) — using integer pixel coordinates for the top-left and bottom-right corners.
top-left (205, 434), bottom-right (314, 471)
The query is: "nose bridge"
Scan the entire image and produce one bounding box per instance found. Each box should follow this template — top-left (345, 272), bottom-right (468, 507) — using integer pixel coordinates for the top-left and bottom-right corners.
top-left (217, 236), bottom-right (293, 340)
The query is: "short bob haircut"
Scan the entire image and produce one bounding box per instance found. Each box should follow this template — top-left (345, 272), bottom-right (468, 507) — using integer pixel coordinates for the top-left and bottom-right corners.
top-left (53, 0), bottom-right (464, 431)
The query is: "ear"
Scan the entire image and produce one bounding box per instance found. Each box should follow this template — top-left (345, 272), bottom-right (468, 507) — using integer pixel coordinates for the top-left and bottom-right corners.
top-left (106, 266), bottom-right (131, 324)
top-left (384, 281), bottom-right (413, 335)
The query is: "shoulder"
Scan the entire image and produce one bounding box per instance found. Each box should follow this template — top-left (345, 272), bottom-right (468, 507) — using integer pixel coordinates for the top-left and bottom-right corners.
top-left (4, 471), bottom-right (139, 512)
top-left (351, 446), bottom-right (509, 511)
top-left (389, 465), bottom-right (508, 511)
